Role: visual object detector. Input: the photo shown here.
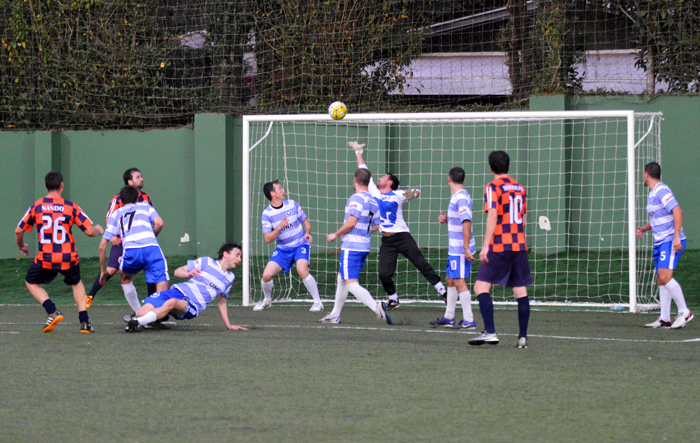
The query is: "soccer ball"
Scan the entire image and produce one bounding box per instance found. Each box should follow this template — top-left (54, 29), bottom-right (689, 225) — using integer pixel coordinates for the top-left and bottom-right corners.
top-left (328, 101), bottom-right (347, 120)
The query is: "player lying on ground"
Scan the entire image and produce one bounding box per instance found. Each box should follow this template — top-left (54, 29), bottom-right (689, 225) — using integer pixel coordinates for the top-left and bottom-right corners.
top-left (349, 141), bottom-right (447, 309)
top-left (125, 242), bottom-right (247, 331)
top-left (253, 179), bottom-right (323, 312)
top-left (15, 171), bottom-right (104, 333)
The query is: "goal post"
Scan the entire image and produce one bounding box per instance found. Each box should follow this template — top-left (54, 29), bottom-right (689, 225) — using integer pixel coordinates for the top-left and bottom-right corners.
top-left (241, 111), bottom-right (662, 312)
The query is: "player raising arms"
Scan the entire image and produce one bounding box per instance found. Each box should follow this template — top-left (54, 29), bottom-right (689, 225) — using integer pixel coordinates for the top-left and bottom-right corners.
top-left (349, 141), bottom-right (447, 309)
top-left (86, 167), bottom-right (155, 308)
top-left (469, 151), bottom-right (532, 349)
top-left (101, 185), bottom-right (169, 317)
top-left (253, 180), bottom-right (323, 312)
top-left (126, 243), bottom-right (247, 332)
top-left (319, 168), bottom-right (392, 325)
top-left (637, 162), bottom-right (693, 329)
top-left (15, 171), bottom-right (104, 333)
top-left (430, 167), bottom-right (477, 329)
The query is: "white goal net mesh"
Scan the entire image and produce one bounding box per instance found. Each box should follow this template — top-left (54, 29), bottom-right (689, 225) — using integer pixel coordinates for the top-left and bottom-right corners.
top-left (244, 112), bottom-right (661, 309)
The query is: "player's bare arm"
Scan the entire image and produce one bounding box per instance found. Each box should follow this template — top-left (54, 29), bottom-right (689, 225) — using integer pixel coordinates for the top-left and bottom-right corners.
top-left (217, 295), bottom-right (247, 330)
top-left (327, 215), bottom-right (358, 242)
top-left (152, 216), bottom-right (164, 236)
top-left (14, 227), bottom-right (28, 256)
top-left (174, 264), bottom-right (201, 279)
top-left (438, 211), bottom-right (447, 224)
top-left (480, 208), bottom-right (498, 263)
top-left (85, 225), bottom-right (104, 237)
top-left (636, 222), bottom-right (652, 239)
top-left (463, 220), bottom-right (476, 262)
top-left (672, 205), bottom-right (683, 251)
top-left (264, 216), bottom-right (289, 243)
top-left (302, 219), bottom-right (313, 244)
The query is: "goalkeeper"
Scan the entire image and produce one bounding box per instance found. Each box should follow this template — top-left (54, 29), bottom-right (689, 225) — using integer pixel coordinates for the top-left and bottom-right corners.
top-left (349, 141), bottom-right (447, 309)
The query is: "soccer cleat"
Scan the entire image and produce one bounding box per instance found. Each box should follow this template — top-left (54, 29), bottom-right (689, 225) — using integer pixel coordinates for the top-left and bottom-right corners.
top-left (468, 331), bottom-right (500, 346)
top-left (80, 322), bottom-right (95, 333)
top-left (309, 301), bottom-right (324, 312)
top-left (144, 320), bottom-right (171, 330)
top-left (429, 317), bottom-right (455, 328)
top-left (43, 310), bottom-right (64, 333)
top-left (318, 315), bottom-right (341, 324)
top-left (123, 314), bottom-right (135, 323)
top-left (386, 299), bottom-right (400, 310)
top-left (376, 302), bottom-right (393, 325)
top-left (453, 320), bottom-right (477, 330)
top-left (516, 337), bottom-right (528, 349)
top-left (85, 295), bottom-right (94, 309)
top-left (439, 291), bottom-right (447, 304)
top-left (253, 299), bottom-right (271, 311)
top-left (125, 319), bottom-right (143, 333)
top-left (670, 311), bottom-right (694, 330)
top-left (644, 317), bottom-right (672, 329)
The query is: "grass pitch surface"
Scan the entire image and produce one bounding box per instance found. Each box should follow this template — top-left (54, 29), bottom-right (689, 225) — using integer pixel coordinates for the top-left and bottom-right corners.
top-left (1, 305), bottom-right (699, 443)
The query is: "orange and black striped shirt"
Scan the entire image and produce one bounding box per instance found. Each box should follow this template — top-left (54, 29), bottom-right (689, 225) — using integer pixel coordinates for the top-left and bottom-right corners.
top-left (484, 176), bottom-right (527, 252)
top-left (18, 197), bottom-right (94, 270)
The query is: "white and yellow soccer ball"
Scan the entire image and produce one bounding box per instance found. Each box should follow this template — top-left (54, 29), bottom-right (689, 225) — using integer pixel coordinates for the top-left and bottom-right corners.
top-left (328, 101), bottom-right (347, 120)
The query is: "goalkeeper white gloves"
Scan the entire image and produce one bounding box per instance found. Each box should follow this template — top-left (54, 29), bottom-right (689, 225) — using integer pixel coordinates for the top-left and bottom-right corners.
top-left (348, 141), bottom-right (366, 156)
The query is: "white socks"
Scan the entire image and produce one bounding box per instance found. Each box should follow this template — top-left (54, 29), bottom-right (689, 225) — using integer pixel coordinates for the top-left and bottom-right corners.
top-left (458, 290), bottom-right (473, 322)
top-left (137, 311), bottom-right (157, 326)
top-left (445, 287), bottom-right (458, 319)
top-left (261, 278), bottom-right (273, 301)
top-left (302, 275), bottom-right (322, 303)
top-left (346, 282), bottom-right (378, 312)
top-left (434, 281), bottom-right (446, 296)
top-left (388, 293), bottom-right (399, 302)
top-left (121, 282), bottom-right (141, 312)
top-left (659, 284), bottom-right (672, 321)
top-left (663, 278), bottom-right (688, 314)
top-left (329, 274), bottom-right (347, 318)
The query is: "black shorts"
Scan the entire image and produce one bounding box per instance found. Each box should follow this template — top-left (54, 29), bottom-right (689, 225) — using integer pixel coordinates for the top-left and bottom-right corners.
top-left (25, 262), bottom-right (82, 286)
top-left (476, 250), bottom-right (531, 288)
top-left (108, 243), bottom-right (123, 269)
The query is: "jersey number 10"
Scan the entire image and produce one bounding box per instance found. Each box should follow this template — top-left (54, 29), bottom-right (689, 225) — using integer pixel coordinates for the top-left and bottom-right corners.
top-left (509, 194), bottom-right (524, 224)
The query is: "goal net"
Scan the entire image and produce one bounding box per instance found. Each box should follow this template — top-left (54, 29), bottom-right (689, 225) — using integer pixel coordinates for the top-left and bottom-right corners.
top-left (242, 111), bottom-right (662, 312)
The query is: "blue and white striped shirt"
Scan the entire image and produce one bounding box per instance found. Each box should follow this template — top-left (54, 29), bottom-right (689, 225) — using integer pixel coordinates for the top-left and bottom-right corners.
top-left (362, 164), bottom-right (417, 233)
top-left (103, 202), bottom-right (160, 249)
top-left (173, 257), bottom-right (235, 314)
top-left (261, 200), bottom-right (308, 248)
top-left (647, 182), bottom-right (686, 246)
top-left (447, 189), bottom-right (476, 256)
top-left (341, 191), bottom-right (380, 252)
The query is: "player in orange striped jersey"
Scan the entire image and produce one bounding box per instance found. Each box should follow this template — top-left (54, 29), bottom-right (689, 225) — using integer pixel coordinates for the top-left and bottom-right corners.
top-left (468, 151), bottom-right (532, 349)
top-left (86, 167), bottom-right (153, 309)
top-left (15, 171), bottom-right (104, 333)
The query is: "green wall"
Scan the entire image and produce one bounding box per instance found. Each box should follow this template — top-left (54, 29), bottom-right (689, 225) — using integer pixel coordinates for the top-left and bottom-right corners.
top-left (1, 96), bottom-right (698, 262)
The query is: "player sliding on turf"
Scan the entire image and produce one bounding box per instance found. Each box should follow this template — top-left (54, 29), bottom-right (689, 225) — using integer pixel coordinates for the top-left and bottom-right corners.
top-left (349, 141), bottom-right (448, 309)
top-left (126, 242), bottom-right (247, 332)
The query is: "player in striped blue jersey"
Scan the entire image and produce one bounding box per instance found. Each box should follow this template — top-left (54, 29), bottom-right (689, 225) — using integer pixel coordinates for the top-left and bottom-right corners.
top-left (431, 167), bottom-right (477, 329)
top-left (253, 180), bottom-right (323, 312)
top-left (319, 168), bottom-right (392, 325)
top-left (349, 141), bottom-right (447, 310)
top-left (101, 186), bottom-right (169, 314)
top-left (637, 162), bottom-right (693, 329)
top-left (125, 243), bottom-right (247, 331)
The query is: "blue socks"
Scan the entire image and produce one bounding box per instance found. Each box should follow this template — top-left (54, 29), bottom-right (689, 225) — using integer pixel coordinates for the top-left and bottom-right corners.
top-left (78, 310), bottom-right (89, 324)
top-left (88, 273), bottom-right (111, 296)
top-left (42, 299), bottom-right (57, 315)
top-left (476, 293), bottom-right (495, 333)
top-left (517, 296), bottom-right (530, 338)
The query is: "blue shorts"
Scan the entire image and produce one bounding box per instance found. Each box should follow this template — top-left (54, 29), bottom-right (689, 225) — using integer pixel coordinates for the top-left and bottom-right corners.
top-left (144, 288), bottom-right (198, 320)
top-left (269, 244), bottom-right (311, 273)
top-left (654, 239), bottom-right (686, 271)
top-left (338, 250), bottom-right (368, 280)
top-left (476, 250), bottom-right (532, 287)
top-left (446, 255), bottom-right (472, 280)
top-left (107, 243), bottom-right (123, 269)
top-left (120, 246), bottom-right (170, 284)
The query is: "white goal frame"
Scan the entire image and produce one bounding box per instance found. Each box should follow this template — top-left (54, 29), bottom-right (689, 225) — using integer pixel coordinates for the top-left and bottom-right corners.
top-left (242, 110), bottom-right (656, 313)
